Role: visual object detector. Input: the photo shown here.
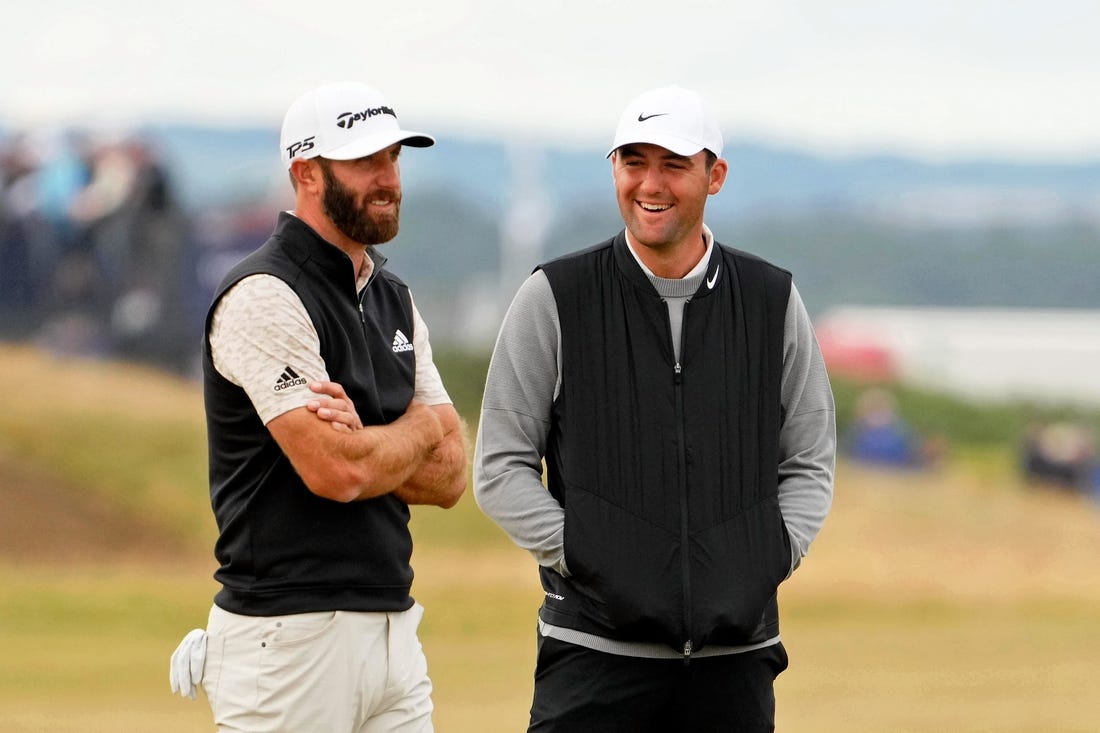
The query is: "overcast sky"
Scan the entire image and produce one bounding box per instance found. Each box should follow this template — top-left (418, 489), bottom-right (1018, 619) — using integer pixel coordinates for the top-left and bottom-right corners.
top-left (5, 0), bottom-right (1098, 160)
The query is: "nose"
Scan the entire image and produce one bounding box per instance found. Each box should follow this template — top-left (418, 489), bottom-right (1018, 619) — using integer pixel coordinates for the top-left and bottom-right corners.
top-left (377, 156), bottom-right (400, 189)
top-left (639, 164), bottom-right (665, 194)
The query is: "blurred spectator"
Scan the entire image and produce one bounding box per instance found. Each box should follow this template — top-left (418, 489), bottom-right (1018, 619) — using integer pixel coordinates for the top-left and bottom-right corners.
top-left (1, 129), bottom-right (192, 371)
top-left (0, 137), bottom-right (39, 331)
top-left (1020, 420), bottom-right (1097, 493)
top-left (845, 387), bottom-right (943, 469)
top-left (103, 137), bottom-right (189, 366)
top-left (36, 130), bottom-right (91, 256)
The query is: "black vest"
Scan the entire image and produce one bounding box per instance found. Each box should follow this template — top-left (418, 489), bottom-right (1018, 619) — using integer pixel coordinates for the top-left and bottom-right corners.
top-left (539, 232), bottom-right (792, 653)
top-left (203, 212), bottom-right (416, 616)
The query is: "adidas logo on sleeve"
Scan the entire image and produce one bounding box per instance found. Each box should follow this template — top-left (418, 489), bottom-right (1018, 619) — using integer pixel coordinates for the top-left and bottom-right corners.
top-left (273, 366), bottom-right (308, 392)
top-left (392, 329), bottom-right (414, 353)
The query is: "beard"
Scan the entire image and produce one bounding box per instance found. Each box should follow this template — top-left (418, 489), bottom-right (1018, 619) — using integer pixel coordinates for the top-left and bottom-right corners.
top-left (319, 160), bottom-right (401, 245)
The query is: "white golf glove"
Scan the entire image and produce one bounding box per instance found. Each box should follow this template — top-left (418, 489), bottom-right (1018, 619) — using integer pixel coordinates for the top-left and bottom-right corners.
top-left (169, 628), bottom-right (208, 700)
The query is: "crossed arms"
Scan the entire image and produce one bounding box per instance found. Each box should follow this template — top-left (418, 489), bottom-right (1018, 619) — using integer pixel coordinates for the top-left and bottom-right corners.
top-left (267, 381), bottom-right (467, 508)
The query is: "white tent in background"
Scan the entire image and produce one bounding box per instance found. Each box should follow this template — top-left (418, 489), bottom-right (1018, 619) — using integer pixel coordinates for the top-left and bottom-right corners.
top-left (815, 306), bottom-right (1100, 407)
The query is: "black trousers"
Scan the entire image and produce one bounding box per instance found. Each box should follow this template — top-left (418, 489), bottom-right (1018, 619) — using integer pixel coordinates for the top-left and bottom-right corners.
top-left (528, 635), bottom-right (789, 733)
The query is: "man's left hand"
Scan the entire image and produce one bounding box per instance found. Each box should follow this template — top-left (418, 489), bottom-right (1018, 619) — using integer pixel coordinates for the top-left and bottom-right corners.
top-left (307, 381), bottom-right (363, 432)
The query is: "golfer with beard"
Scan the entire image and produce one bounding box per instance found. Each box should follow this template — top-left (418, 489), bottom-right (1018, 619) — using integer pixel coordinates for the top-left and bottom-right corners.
top-left (169, 81), bottom-right (466, 732)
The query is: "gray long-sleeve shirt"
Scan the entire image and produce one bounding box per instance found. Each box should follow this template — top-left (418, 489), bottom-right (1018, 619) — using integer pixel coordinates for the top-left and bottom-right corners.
top-left (474, 229), bottom-right (836, 657)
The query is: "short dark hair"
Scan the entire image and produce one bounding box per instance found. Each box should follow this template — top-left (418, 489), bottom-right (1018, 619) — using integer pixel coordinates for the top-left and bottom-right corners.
top-left (704, 150), bottom-right (718, 173)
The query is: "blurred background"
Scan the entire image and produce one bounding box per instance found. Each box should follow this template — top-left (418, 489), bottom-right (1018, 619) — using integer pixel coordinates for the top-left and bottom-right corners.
top-left (2, 2), bottom-right (1099, 731)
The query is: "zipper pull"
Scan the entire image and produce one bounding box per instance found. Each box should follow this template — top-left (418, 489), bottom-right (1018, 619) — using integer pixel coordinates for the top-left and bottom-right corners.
top-left (674, 362), bottom-right (682, 384)
top-left (683, 640), bottom-right (693, 666)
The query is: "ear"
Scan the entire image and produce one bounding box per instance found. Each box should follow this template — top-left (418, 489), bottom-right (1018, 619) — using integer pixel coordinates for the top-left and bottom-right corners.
top-left (289, 158), bottom-right (322, 194)
top-left (707, 158), bottom-right (729, 196)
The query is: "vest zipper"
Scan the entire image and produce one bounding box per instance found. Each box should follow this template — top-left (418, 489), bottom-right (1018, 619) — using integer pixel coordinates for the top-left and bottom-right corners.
top-left (664, 293), bottom-right (693, 663)
top-left (674, 326), bottom-right (692, 665)
top-left (358, 269), bottom-right (372, 326)
top-left (358, 252), bottom-right (378, 326)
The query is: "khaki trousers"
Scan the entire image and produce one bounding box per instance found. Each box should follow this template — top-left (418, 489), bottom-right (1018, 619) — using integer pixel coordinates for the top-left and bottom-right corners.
top-left (201, 603), bottom-right (433, 733)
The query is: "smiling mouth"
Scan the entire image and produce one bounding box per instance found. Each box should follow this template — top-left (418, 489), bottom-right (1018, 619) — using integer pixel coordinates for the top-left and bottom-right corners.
top-left (637, 201), bottom-right (672, 212)
top-left (366, 195), bottom-right (401, 212)
top-left (366, 188), bottom-right (401, 207)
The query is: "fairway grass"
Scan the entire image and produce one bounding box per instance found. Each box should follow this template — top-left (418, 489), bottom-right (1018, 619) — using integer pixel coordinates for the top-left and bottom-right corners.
top-left (2, 557), bottom-right (1097, 732)
top-left (3, 346), bottom-right (1100, 731)
top-left (4, 465), bottom-right (1100, 733)
top-left (776, 599), bottom-right (1100, 732)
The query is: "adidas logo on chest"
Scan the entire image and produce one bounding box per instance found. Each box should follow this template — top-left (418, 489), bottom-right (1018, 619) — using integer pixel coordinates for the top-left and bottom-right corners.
top-left (392, 329), bottom-right (414, 353)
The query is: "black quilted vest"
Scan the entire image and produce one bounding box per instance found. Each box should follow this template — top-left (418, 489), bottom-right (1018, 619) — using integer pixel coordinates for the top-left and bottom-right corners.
top-left (204, 212), bottom-right (416, 616)
top-left (539, 232), bottom-right (792, 654)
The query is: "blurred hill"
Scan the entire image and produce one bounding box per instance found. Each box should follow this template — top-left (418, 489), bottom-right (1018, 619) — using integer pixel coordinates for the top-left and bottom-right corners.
top-left (0, 342), bottom-right (1096, 558)
top-left (1, 343), bottom-right (1098, 562)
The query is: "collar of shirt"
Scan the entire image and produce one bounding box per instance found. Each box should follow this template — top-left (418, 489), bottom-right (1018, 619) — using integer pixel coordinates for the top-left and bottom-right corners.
top-left (285, 210), bottom-right (383, 292)
top-left (357, 250), bottom-right (375, 291)
top-left (624, 224), bottom-right (715, 281)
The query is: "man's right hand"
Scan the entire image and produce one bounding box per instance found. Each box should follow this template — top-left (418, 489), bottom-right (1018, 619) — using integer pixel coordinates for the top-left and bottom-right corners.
top-left (393, 401), bottom-right (466, 509)
top-left (399, 398), bottom-right (446, 445)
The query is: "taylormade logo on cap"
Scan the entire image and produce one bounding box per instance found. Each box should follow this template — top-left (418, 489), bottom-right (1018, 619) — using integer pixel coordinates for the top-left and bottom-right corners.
top-left (336, 106), bottom-right (396, 129)
top-left (280, 82), bottom-right (435, 169)
top-left (607, 85), bottom-right (723, 159)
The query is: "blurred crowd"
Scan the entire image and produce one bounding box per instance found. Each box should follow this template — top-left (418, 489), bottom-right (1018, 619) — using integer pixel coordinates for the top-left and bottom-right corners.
top-left (0, 130), bottom-right (196, 372)
top-left (1020, 420), bottom-right (1099, 496)
top-left (843, 386), bottom-right (1100, 501)
top-left (842, 388), bottom-right (947, 470)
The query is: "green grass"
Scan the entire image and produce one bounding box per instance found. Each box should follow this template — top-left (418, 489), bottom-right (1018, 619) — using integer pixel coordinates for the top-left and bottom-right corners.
top-left (2, 347), bottom-right (211, 544)
top-left (777, 599), bottom-right (1100, 733)
top-left (3, 560), bottom-right (1098, 733)
top-left (0, 564), bottom-right (218, 733)
top-left (0, 346), bottom-right (492, 549)
top-left (433, 347), bottom-right (492, 422)
top-left (410, 484), bottom-right (506, 549)
top-left (4, 346), bottom-right (1100, 731)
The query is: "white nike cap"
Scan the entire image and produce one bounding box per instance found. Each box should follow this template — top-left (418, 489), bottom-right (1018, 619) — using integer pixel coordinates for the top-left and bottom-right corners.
top-left (607, 85), bottom-right (723, 159)
top-left (280, 82), bottom-right (435, 169)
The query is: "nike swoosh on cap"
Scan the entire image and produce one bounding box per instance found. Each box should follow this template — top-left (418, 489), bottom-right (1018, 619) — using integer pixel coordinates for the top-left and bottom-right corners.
top-left (637, 113), bottom-right (668, 122)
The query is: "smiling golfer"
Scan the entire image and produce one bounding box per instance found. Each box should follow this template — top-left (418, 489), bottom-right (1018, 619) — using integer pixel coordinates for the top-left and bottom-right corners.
top-left (474, 84), bottom-right (836, 732)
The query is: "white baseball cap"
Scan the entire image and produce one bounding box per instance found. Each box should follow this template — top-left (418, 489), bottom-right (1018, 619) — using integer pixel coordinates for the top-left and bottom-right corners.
top-left (279, 82), bottom-right (435, 168)
top-left (606, 85), bottom-right (723, 159)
